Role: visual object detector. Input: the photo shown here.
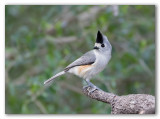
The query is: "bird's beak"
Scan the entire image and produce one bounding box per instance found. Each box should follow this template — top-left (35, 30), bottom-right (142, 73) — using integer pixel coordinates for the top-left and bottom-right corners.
top-left (93, 46), bottom-right (99, 50)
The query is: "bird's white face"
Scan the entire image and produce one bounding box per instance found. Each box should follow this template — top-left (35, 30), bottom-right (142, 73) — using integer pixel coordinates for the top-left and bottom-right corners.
top-left (94, 42), bottom-right (111, 54)
top-left (94, 31), bottom-right (112, 55)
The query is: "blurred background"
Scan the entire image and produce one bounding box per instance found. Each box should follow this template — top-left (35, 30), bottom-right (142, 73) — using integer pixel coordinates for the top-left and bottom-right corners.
top-left (5, 5), bottom-right (155, 114)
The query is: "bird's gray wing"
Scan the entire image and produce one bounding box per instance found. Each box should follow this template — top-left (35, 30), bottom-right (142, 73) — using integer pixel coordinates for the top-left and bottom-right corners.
top-left (64, 50), bottom-right (96, 72)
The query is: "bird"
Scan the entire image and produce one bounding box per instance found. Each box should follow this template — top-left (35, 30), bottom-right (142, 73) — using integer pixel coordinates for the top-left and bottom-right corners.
top-left (44, 30), bottom-right (112, 93)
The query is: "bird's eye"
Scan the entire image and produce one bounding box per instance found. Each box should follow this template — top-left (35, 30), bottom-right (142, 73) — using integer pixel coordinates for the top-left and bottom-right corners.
top-left (101, 44), bottom-right (105, 47)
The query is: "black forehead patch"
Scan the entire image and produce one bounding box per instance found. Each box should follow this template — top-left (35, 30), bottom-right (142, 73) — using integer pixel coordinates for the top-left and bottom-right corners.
top-left (96, 30), bottom-right (103, 44)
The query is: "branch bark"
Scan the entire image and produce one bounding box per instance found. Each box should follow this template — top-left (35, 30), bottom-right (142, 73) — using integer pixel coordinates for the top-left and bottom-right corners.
top-left (83, 86), bottom-right (155, 114)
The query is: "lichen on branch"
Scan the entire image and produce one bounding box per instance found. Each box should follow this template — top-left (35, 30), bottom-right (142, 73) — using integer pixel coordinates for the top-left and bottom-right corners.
top-left (83, 86), bottom-right (155, 114)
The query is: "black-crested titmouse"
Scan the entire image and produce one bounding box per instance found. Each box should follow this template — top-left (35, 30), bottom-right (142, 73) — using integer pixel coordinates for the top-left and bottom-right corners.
top-left (44, 30), bottom-right (112, 93)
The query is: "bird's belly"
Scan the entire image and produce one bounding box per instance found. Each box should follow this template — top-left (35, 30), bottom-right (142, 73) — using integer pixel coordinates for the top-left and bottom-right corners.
top-left (68, 65), bottom-right (94, 79)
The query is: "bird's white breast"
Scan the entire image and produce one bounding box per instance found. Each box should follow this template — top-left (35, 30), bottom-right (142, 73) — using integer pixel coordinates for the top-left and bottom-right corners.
top-left (92, 50), bottom-right (111, 75)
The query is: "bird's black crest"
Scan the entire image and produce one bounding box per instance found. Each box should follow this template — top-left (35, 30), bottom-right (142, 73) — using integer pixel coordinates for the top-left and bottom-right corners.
top-left (96, 30), bottom-right (103, 44)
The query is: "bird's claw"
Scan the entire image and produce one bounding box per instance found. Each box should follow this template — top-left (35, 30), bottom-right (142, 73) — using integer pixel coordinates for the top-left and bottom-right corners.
top-left (83, 85), bottom-right (100, 95)
top-left (83, 80), bottom-right (102, 95)
top-left (88, 86), bottom-right (98, 95)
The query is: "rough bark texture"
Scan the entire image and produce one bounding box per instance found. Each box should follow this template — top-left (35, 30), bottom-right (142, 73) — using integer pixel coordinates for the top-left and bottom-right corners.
top-left (83, 86), bottom-right (155, 114)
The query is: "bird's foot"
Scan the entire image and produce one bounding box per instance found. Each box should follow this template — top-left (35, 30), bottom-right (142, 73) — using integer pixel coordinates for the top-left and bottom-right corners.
top-left (83, 83), bottom-right (101, 95)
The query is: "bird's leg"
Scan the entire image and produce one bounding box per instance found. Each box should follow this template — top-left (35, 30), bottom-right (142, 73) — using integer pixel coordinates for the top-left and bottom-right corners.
top-left (83, 79), bottom-right (102, 94)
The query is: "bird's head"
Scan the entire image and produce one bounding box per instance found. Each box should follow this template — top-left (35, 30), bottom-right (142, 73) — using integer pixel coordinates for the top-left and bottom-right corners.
top-left (94, 30), bottom-right (112, 54)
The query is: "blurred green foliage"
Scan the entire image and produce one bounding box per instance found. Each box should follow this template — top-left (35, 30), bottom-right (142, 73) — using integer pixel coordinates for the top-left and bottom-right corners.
top-left (5, 5), bottom-right (155, 114)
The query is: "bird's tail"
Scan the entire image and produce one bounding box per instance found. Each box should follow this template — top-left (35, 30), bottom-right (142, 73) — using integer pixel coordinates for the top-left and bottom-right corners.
top-left (44, 71), bottom-right (65, 85)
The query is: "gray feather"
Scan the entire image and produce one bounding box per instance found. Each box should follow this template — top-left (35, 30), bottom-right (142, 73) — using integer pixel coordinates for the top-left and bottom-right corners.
top-left (64, 50), bottom-right (96, 71)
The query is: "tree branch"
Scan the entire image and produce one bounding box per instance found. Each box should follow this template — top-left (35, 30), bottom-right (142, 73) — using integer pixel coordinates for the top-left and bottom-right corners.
top-left (83, 86), bottom-right (155, 114)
